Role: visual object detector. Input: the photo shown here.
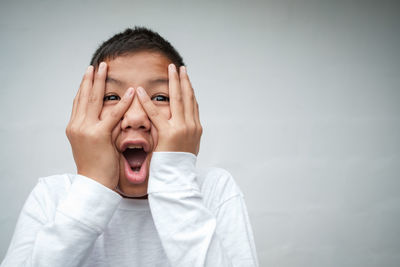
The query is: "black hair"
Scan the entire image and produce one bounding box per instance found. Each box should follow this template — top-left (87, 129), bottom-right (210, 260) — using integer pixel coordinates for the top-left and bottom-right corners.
top-left (90, 26), bottom-right (184, 68)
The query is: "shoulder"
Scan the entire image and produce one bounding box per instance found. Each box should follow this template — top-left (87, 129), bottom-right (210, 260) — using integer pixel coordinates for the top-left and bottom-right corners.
top-left (19, 174), bottom-right (76, 222)
top-left (37, 173), bottom-right (74, 192)
top-left (31, 174), bottom-right (75, 205)
top-left (196, 167), bottom-right (243, 212)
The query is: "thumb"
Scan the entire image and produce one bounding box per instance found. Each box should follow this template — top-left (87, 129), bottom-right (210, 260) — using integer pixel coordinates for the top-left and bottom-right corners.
top-left (136, 86), bottom-right (167, 129)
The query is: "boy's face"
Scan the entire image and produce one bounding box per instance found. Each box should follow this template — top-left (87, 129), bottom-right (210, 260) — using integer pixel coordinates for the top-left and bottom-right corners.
top-left (100, 51), bottom-right (172, 197)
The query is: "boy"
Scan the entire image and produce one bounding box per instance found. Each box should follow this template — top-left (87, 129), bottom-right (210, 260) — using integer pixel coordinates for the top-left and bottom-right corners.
top-left (1, 27), bottom-right (259, 267)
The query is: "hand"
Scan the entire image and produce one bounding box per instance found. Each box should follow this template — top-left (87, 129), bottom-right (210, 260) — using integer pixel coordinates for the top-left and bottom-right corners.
top-left (66, 62), bottom-right (135, 189)
top-left (137, 64), bottom-right (202, 155)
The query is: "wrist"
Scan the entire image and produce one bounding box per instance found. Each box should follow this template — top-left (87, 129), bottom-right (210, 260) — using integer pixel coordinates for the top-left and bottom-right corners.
top-left (77, 170), bottom-right (117, 190)
top-left (154, 144), bottom-right (198, 155)
top-left (148, 152), bottom-right (198, 193)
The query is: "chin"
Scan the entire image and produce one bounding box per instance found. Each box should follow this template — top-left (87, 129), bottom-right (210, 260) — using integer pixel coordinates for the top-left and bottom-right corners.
top-left (117, 175), bottom-right (149, 198)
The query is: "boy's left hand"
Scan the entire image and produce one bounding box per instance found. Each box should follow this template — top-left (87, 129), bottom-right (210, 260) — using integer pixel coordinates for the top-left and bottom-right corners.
top-left (137, 64), bottom-right (202, 155)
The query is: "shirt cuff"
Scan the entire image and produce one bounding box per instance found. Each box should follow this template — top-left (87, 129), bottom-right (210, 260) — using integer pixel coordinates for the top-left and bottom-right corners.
top-left (147, 152), bottom-right (199, 194)
top-left (57, 175), bottom-right (122, 233)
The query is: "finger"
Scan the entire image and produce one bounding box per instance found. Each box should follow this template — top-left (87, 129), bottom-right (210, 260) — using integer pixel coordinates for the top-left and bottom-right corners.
top-left (179, 66), bottom-right (195, 122)
top-left (194, 100), bottom-right (202, 156)
top-left (74, 65), bottom-right (94, 122)
top-left (168, 64), bottom-right (184, 122)
top-left (103, 87), bottom-right (135, 131)
top-left (70, 90), bottom-right (79, 121)
top-left (136, 86), bottom-right (167, 129)
top-left (194, 99), bottom-right (201, 127)
top-left (87, 62), bottom-right (107, 120)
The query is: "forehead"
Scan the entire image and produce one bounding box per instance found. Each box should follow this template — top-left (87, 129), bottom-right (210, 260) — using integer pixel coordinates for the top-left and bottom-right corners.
top-left (105, 51), bottom-right (171, 86)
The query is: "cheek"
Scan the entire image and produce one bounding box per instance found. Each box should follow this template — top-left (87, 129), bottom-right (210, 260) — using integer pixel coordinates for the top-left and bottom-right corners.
top-left (150, 124), bottom-right (158, 150)
top-left (112, 121), bottom-right (121, 141)
top-left (150, 106), bottom-right (170, 150)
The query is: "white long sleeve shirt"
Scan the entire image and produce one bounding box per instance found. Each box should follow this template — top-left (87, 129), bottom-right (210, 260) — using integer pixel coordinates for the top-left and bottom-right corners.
top-left (1, 152), bottom-right (259, 267)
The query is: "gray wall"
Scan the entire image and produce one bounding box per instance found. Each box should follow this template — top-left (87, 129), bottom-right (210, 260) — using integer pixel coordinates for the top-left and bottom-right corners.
top-left (1, 0), bottom-right (399, 266)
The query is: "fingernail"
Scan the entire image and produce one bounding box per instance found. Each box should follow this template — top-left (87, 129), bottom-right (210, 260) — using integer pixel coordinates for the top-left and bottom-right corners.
top-left (86, 65), bottom-right (93, 74)
top-left (125, 87), bottom-right (134, 97)
top-left (168, 64), bottom-right (176, 72)
top-left (99, 62), bottom-right (106, 70)
top-left (180, 66), bottom-right (186, 74)
top-left (137, 87), bottom-right (145, 96)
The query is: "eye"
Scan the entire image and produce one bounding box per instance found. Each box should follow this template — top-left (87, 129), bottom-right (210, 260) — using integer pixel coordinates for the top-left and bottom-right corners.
top-left (151, 95), bottom-right (170, 102)
top-left (103, 94), bottom-right (121, 102)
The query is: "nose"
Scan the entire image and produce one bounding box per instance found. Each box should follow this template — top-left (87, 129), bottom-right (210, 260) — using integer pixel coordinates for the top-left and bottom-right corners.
top-left (120, 94), bottom-right (151, 131)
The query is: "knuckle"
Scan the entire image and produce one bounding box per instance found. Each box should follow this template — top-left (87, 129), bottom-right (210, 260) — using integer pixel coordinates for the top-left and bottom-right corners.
top-left (69, 125), bottom-right (78, 134)
top-left (186, 90), bottom-right (194, 99)
top-left (177, 125), bottom-right (188, 135)
top-left (148, 107), bottom-right (158, 117)
top-left (80, 91), bottom-right (89, 98)
top-left (121, 96), bottom-right (130, 104)
top-left (67, 125), bottom-right (81, 138)
top-left (75, 127), bottom-right (85, 138)
top-left (173, 94), bottom-right (183, 102)
top-left (110, 109), bottom-right (121, 119)
top-left (65, 126), bottom-right (71, 137)
top-left (87, 130), bottom-right (99, 140)
top-left (88, 95), bottom-right (98, 103)
top-left (187, 122), bottom-right (196, 132)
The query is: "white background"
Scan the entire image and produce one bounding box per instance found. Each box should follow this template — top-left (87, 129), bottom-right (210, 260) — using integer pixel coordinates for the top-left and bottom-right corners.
top-left (1, 0), bottom-right (399, 266)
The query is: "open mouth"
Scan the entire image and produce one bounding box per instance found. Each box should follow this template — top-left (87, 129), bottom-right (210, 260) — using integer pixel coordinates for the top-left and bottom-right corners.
top-left (123, 145), bottom-right (147, 172)
top-left (122, 144), bottom-right (149, 184)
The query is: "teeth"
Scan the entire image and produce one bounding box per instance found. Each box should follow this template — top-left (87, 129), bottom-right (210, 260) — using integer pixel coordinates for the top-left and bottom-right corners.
top-left (127, 145), bottom-right (143, 149)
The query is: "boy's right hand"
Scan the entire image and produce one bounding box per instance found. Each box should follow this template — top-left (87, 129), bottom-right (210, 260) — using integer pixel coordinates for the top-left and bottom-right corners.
top-left (65, 63), bottom-right (135, 190)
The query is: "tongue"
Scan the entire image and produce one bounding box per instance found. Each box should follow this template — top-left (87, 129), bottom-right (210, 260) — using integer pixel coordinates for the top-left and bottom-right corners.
top-left (123, 149), bottom-right (147, 168)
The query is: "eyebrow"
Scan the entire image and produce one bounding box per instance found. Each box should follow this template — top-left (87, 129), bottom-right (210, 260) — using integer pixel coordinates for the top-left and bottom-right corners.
top-left (106, 76), bottom-right (124, 86)
top-left (147, 78), bottom-right (169, 86)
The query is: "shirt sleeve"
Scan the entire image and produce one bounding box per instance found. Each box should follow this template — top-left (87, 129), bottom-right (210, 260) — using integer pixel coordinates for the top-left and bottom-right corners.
top-left (1, 175), bottom-right (122, 267)
top-left (147, 152), bottom-right (259, 267)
